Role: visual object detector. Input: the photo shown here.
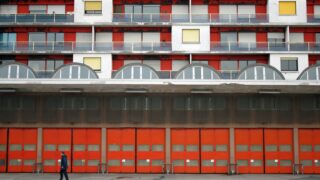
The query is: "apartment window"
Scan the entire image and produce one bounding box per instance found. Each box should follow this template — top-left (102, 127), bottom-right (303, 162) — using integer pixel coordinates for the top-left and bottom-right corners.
top-left (279, 1), bottom-right (296, 15)
top-left (83, 57), bottom-right (101, 71)
top-left (84, 1), bottom-right (102, 14)
top-left (125, 5), bottom-right (160, 15)
top-left (281, 57), bottom-right (298, 71)
top-left (182, 29), bottom-right (200, 44)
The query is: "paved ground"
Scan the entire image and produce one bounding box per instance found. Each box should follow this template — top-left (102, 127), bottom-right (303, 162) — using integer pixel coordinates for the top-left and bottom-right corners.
top-left (0, 174), bottom-right (319, 180)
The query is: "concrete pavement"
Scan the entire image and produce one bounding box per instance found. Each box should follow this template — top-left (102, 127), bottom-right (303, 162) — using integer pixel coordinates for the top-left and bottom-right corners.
top-left (0, 174), bottom-right (319, 180)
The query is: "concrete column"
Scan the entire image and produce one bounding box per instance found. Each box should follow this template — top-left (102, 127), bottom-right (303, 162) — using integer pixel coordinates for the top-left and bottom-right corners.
top-left (294, 128), bottom-right (299, 164)
top-left (37, 128), bottom-right (43, 163)
top-left (101, 128), bottom-right (106, 164)
top-left (92, 25), bottom-right (95, 51)
top-left (189, 0), bottom-right (192, 22)
top-left (286, 26), bottom-right (290, 45)
top-left (166, 128), bottom-right (171, 164)
top-left (229, 128), bottom-right (235, 164)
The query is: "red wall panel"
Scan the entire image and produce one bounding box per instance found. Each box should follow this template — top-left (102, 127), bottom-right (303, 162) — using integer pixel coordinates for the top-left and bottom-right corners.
top-left (304, 33), bottom-right (315, 43)
top-left (171, 129), bottom-right (200, 174)
top-left (136, 129), bottom-right (165, 173)
top-left (160, 59), bottom-right (172, 71)
top-left (17, 5), bottom-right (29, 14)
top-left (8, 129), bottom-right (38, 173)
top-left (160, 5), bottom-right (172, 14)
top-left (235, 129), bottom-right (264, 174)
top-left (256, 5), bottom-right (267, 14)
top-left (299, 129), bottom-right (320, 174)
top-left (0, 129), bottom-right (7, 173)
top-left (42, 129), bottom-right (71, 173)
top-left (209, 5), bottom-right (219, 14)
top-left (201, 129), bottom-right (229, 174)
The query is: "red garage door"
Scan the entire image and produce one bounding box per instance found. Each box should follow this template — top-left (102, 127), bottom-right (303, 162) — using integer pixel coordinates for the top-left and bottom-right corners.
top-left (299, 129), bottom-right (320, 174)
top-left (235, 129), bottom-right (264, 174)
top-left (201, 129), bottom-right (229, 174)
top-left (107, 129), bottom-right (135, 173)
top-left (0, 128), bottom-right (7, 172)
top-left (136, 129), bottom-right (165, 173)
top-left (8, 128), bottom-right (37, 172)
top-left (42, 129), bottom-right (71, 173)
top-left (171, 129), bottom-right (200, 173)
top-left (264, 129), bottom-right (293, 174)
top-left (73, 129), bottom-right (101, 173)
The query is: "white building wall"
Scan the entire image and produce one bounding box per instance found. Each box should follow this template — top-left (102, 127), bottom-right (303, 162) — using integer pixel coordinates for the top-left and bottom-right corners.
top-left (172, 25), bottom-right (210, 52)
top-left (268, 0), bottom-right (307, 23)
top-left (73, 54), bottom-right (112, 79)
top-left (269, 54), bottom-right (309, 80)
top-left (74, 0), bottom-right (112, 23)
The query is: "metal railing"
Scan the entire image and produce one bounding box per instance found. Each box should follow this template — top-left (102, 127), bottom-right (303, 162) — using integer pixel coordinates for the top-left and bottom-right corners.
top-left (210, 42), bottom-right (320, 52)
top-left (1, 13), bottom-right (319, 24)
top-left (307, 14), bottom-right (320, 23)
top-left (0, 14), bottom-right (74, 23)
top-left (113, 13), bottom-right (268, 23)
top-left (1, 41), bottom-right (320, 53)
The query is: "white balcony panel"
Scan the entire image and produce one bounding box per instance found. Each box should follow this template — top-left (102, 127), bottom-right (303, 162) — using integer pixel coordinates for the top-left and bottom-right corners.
top-left (290, 33), bottom-right (304, 43)
top-left (96, 32), bottom-right (112, 42)
top-left (238, 5), bottom-right (255, 15)
top-left (143, 33), bottom-right (160, 43)
top-left (269, 54), bottom-right (308, 80)
top-left (124, 60), bottom-right (142, 65)
top-left (192, 5), bottom-right (208, 14)
top-left (76, 33), bottom-right (92, 42)
top-left (143, 60), bottom-right (161, 71)
top-left (172, 5), bottom-right (188, 14)
top-left (219, 5), bottom-right (236, 14)
top-left (268, 0), bottom-right (306, 23)
top-left (315, 5), bottom-right (320, 14)
top-left (73, 54), bottom-right (112, 79)
top-left (238, 32), bottom-right (256, 43)
top-left (268, 32), bottom-right (285, 39)
top-left (0, 5), bottom-right (17, 14)
top-left (48, 5), bottom-right (65, 14)
top-left (124, 33), bottom-right (141, 42)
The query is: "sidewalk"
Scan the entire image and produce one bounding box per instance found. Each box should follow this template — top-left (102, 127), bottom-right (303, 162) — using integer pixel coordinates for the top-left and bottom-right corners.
top-left (0, 174), bottom-right (319, 180)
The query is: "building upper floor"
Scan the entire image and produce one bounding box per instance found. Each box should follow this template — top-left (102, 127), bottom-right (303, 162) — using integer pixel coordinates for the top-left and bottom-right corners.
top-left (1, 26), bottom-right (320, 54)
top-left (0, 0), bottom-right (320, 25)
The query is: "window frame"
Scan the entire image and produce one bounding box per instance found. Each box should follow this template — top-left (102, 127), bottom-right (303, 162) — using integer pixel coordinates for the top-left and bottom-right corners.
top-left (279, 1), bottom-right (296, 16)
top-left (182, 29), bottom-right (200, 44)
top-left (84, 1), bottom-right (102, 15)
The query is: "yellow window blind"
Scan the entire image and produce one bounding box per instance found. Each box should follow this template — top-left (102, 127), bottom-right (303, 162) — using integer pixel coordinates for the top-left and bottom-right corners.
top-left (85, 1), bottom-right (102, 11)
top-left (182, 29), bottom-right (200, 44)
top-left (83, 57), bottom-right (101, 71)
top-left (279, 1), bottom-right (296, 15)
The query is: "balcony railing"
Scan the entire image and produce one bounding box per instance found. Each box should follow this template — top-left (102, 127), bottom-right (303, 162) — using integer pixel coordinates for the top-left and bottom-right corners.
top-left (0, 41), bottom-right (172, 52)
top-left (210, 42), bottom-right (320, 52)
top-left (1, 13), bottom-right (319, 24)
top-left (0, 14), bottom-right (74, 23)
top-left (113, 13), bottom-right (268, 23)
top-left (1, 41), bottom-right (320, 53)
top-left (307, 14), bottom-right (320, 23)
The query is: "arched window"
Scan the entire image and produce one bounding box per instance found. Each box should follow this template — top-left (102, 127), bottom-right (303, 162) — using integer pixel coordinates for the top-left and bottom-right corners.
top-left (52, 63), bottom-right (98, 79)
top-left (238, 64), bottom-right (285, 80)
top-left (113, 63), bottom-right (159, 80)
top-left (175, 64), bottom-right (221, 80)
top-left (0, 63), bottom-right (36, 79)
top-left (297, 64), bottom-right (320, 80)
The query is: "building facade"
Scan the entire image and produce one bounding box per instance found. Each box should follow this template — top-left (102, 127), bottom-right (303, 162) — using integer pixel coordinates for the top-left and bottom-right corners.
top-left (0, 0), bottom-right (320, 174)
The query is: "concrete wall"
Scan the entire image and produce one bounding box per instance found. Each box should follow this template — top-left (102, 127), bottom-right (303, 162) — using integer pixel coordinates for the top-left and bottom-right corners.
top-left (73, 53), bottom-right (112, 79)
top-left (268, 0), bottom-right (307, 23)
top-left (74, 0), bottom-right (112, 23)
top-left (269, 54), bottom-right (309, 80)
top-left (172, 25), bottom-right (210, 52)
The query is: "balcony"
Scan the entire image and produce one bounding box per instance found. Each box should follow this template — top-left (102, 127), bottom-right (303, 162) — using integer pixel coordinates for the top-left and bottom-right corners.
top-left (113, 13), bottom-right (268, 24)
top-left (307, 14), bottom-right (320, 23)
top-left (0, 14), bottom-right (74, 24)
top-left (1, 41), bottom-right (320, 54)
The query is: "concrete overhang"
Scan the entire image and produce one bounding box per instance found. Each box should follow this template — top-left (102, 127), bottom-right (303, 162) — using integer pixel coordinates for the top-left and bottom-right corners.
top-left (0, 79), bottom-right (319, 94)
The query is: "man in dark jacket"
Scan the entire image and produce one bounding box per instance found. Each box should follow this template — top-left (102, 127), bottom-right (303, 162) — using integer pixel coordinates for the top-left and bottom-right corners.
top-left (60, 152), bottom-right (69, 180)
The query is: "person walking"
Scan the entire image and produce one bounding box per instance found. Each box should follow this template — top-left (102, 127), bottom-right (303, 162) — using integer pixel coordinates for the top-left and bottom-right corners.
top-left (60, 152), bottom-right (69, 180)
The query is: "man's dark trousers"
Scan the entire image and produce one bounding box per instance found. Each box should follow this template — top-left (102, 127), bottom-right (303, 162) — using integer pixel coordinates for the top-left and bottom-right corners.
top-left (60, 169), bottom-right (69, 180)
